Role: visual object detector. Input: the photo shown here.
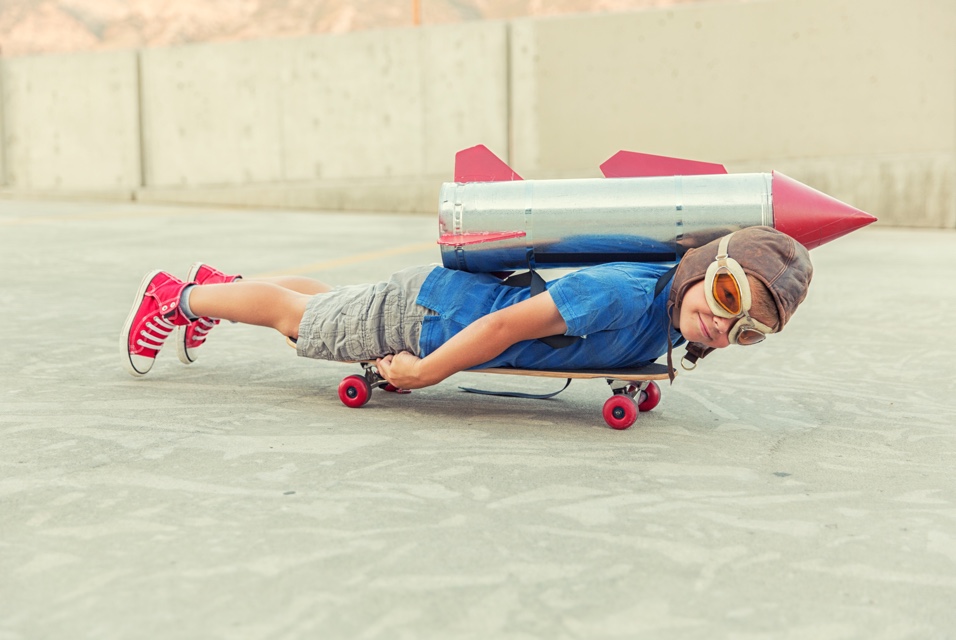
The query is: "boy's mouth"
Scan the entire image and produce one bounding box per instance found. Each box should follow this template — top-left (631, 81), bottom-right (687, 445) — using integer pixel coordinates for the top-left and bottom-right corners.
top-left (698, 313), bottom-right (712, 341)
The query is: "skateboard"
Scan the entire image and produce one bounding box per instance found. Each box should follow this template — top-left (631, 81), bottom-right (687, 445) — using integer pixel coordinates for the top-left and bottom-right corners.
top-left (336, 361), bottom-right (671, 430)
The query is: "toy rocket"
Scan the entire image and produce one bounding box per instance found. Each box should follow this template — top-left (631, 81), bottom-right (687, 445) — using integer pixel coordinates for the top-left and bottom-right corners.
top-left (438, 145), bottom-right (877, 272)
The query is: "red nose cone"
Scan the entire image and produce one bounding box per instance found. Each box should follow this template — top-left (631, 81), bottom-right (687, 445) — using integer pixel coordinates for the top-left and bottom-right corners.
top-left (771, 172), bottom-right (877, 250)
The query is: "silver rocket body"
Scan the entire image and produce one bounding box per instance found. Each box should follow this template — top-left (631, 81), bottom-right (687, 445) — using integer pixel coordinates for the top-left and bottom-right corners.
top-left (438, 173), bottom-right (774, 272)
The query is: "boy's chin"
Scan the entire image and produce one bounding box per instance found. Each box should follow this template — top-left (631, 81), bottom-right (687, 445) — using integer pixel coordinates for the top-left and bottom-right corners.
top-left (678, 318), bottom-right (699, 342)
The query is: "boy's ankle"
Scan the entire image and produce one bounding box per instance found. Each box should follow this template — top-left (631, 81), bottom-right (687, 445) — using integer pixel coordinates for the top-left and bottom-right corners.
top-left (178, 284), bottom-right (200, 322)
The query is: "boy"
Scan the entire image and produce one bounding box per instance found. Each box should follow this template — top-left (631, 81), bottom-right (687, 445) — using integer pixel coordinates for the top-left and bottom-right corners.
top-left (120, 226), bottom-right (812, 388)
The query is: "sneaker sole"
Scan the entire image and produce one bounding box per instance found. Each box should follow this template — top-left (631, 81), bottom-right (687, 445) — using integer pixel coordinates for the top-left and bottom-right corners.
top-left (120, 269), bottom-right (163, 377)
top-left (176, 262), bottom-right (204, 365)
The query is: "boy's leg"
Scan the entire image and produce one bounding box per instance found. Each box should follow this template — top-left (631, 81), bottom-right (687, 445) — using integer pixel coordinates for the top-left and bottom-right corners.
top-left (256, 275), bottom-right (332, 295)
top-left (177, 265), bottom-right (333, 364)
top-left (176, 263), bottom-right (242, 364)
top-left (185, 281), bottom-right (310, 339)
top-left (123, 270), bottom-right (312, 377)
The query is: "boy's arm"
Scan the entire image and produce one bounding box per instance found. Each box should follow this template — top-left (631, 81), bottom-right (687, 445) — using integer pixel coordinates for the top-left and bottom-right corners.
top-left (375, 292), bottom-right (568, 389)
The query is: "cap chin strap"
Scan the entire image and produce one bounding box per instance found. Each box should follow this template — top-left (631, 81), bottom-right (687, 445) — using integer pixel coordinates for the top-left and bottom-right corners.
top-left (655, 265), bottom-right (681, 384)
top-left (681, 342), bottom-right (715, 370)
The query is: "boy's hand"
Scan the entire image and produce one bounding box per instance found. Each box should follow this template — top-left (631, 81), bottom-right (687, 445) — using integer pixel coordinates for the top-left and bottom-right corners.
top-left (375, 352), bottom-right (428, 389)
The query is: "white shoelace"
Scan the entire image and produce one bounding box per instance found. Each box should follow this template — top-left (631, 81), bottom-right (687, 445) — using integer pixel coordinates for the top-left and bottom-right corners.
top-left (188, 317), bottom-right (217, 345)
top-left (137, 316), bottom-right (175, 350)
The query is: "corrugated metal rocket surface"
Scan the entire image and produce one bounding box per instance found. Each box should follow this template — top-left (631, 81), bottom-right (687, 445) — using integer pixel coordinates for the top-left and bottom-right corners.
top-left (438, 145), bottom-right (876, 272)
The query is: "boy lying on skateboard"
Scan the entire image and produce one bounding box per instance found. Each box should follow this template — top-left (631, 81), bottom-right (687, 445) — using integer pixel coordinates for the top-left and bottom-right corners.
top-left (120, 226), bottom-right (812, 389)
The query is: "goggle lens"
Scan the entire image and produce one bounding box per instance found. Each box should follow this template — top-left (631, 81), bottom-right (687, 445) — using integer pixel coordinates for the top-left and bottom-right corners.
top-left (735, 327), bottom-right (766, 346)
top-left (712, 272), bottom-right (743, 315)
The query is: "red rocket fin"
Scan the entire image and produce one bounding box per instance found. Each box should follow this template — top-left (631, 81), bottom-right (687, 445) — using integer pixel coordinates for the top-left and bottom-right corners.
top-left (438, 231), bottom-right (527, 246)
top-left (600, 151), bottom-right (727, 178)
top-left (455, 145), bottom-right (523, 182)
top-left (771, 171), bottom-right (877, 250)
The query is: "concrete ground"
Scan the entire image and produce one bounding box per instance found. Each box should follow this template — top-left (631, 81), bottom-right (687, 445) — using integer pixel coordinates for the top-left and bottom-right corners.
top-left (1, 199), bottom-right (955, 640)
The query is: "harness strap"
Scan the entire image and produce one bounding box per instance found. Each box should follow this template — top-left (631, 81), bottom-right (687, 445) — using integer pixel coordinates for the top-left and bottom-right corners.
top-left (655, 265), bottom-right (678, 297)
top-left (459, 377), bottom-right (572, 399)
top-left (655, 265), bottom-right (679, 383)
top-left (499, 270), bottom-right (580, 349)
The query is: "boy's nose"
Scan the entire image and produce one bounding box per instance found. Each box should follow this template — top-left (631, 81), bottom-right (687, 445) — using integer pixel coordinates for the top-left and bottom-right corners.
top-left (714, 315), bottom-right (734, 335)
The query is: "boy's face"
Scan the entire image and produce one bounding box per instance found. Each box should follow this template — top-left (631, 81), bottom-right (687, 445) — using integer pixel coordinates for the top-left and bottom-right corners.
top-left (676, 281), bottom-right (737, 349)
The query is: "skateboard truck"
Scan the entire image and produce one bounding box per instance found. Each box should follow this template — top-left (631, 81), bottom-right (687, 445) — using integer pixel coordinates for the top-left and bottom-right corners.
top-left (337, 362), bottom-right (410, 408)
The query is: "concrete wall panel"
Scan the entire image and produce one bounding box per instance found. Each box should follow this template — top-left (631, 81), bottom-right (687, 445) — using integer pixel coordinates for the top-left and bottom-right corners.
top-left (142, 22), bottom-right (508, 190)
top-left (140, 40), bottom-right (286, 187)
top-left (277, 29), bottom-right (424, 182)
top-left (0, 51), bottom-right (140, 191)
top-left (509, 19), bottom-right (541, 174)
top-left (0, 62), bottom-right (5, 187)
top-left (419, 22), bottom-right (509, 175)
top-left (511, 0), bottom-right (956, 171)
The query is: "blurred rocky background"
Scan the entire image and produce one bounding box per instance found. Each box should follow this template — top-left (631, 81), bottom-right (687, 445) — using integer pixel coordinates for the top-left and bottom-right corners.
top-left (0, 0), bottom-right (715, 55)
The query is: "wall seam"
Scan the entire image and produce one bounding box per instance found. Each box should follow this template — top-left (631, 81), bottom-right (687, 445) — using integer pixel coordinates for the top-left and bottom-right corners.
top-left (135, 49), bottom-right (147, 196)
top-left (505, 21), bottom-right (514, 167)
top-left (0, 52), bottom-right (7, 187)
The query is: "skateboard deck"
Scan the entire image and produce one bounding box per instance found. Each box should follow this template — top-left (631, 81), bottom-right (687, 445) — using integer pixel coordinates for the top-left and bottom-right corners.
top-left (477, 363), bottom-right (670, 380)
top-left (335, 361), bottom-right (672, 430)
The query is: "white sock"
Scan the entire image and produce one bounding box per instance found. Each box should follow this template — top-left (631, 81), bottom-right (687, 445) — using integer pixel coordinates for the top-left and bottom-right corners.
top-left (179, 284), bottom-right (200, 321)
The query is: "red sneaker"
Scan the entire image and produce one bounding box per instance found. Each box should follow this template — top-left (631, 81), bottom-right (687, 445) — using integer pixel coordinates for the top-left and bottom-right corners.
top-left (176, 263), bottom-right (242, 364)
top-left (120, 271), bottom-right (192, 376)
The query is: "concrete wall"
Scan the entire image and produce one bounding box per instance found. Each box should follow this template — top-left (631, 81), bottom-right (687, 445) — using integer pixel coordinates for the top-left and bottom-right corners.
top-left (136, 23), bottom-right (508, 211)
top-left (0, 50), bottom-right (141, 197)
top-left (0, 0), bottom-right (953, 227)
top-left (510, 0), bottom-right (956, 227)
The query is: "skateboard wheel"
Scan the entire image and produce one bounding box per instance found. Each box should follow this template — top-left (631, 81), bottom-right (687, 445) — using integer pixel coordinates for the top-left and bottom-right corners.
top-left (382, 383), bottom-right (411, 394)
top-left (338, 375), bottom-right (372, 408)
top-left (637, 381), bottom-right (661, 412)
top-left (602, 395), bottom-right (638, 430)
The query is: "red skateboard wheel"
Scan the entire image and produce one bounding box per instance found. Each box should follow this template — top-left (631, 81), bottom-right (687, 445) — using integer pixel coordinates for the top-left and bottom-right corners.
top-left (637, 381), bottom-right (661, 412)
top-left (338, 375), bottom-right (372, 408)
top-left (602, 395), bottom-right (638, 430)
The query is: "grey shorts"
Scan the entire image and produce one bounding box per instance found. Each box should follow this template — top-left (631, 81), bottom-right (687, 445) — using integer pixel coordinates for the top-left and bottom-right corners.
top-left (296, 265), bottom-right (437, 362)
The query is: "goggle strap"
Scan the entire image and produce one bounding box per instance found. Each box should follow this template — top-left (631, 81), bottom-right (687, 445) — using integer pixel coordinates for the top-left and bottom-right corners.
top-left (716, 234), bottom-right (732, 261)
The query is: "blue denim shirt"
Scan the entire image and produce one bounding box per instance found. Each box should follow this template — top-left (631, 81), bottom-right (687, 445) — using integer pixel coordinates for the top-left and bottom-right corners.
top-left (416, 263), bottom-right (684, 370)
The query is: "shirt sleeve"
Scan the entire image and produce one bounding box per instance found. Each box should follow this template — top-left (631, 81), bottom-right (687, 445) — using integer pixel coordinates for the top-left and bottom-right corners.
top-left (546, 264), bottom-right (656, 336)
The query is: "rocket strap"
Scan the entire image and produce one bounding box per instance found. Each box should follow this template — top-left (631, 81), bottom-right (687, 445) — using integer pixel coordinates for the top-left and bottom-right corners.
top-left (499, 270), bottom-right (580, 349)
top-left (655, 265), bottom-right (678, 297)
top-left (499, 264), bottom-right (679, 350)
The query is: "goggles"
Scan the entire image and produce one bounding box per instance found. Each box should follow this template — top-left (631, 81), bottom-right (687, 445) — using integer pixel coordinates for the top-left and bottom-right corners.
top-left (703, 233), bottom-right (776, 346)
